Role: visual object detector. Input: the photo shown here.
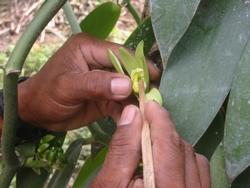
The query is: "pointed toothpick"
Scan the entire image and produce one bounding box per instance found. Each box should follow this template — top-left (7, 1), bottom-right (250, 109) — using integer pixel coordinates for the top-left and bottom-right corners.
top-left (139, 80), bottom-right (155, 188)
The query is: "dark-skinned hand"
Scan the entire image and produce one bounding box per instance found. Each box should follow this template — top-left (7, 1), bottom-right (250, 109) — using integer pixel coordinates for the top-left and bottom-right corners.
top-left (17, 33), bottom-right (159, 131)
top-left (92, 101), bottom-right (211, 188)
top-left (2, 33), bottom-right (210, 188)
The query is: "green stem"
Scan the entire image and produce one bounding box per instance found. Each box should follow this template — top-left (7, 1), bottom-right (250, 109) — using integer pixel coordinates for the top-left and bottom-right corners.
top-left (0, 1), bottom-right (67, 187)
top-left (0, 167), bottom-right (17, 188)
top-left (126, 2), bottom-right (141, 25)
top-left (2, 74), bottom-right (20, 168)
top-left (63, 1), bottom-right (81, 34)
top-left (5, 0), bottom-right (67, 74)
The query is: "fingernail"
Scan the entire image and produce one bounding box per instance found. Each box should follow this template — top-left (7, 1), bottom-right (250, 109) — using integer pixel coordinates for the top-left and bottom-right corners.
top-left (111, 77), bottom-right (131, 96)
top-left (118, 105), bottom-right (137, 126)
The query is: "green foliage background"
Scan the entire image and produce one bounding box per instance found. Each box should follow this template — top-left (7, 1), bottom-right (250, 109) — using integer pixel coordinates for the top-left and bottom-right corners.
top-left (0, 44), bottom-right (59, 88)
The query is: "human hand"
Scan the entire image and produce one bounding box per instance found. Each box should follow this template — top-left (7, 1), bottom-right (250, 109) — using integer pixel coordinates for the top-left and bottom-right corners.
top-left (92, 102), bottom-right (211, 188)
top-left (17, 33), bottom-right (159, 131)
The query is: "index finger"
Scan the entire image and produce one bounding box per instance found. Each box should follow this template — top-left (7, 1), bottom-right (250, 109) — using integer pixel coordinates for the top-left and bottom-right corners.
top-left (72, 33), bottom-right (161, 81)
top-left (145, 101), bottom-right (186, 188)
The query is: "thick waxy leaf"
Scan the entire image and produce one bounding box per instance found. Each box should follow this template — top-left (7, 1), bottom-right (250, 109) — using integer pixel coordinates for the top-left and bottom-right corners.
top-left (150, 0), bottom-right (201, 68)
top-left (108, 50), bottom-right (124, 74)
top-left (232, 167), bottom-right (250, 188)
top-left (119, 47), bottom-right (137, 75)
top-left (47, 139), bottom-right (84, 188)
top-left (224, 40), bottom-right (250, 181)
top-left (135, 41), bottom-right (149, 90)
top-left (16, 168), bottom-right (49, 188)
top-left (73, 147), bottom-right (107, 188)
top-left (80, 2), bottom-right (121, 39)
top-left (194, 111), bottom-right (224, 160)
top-left (159, 0), bottom-right (250, 144)
top-left (124, 17), bottom-right (155, 54)
top-left (210, 144), bottom-right (229, 188)
top-left (88, 122), bottom-right (111, 145)
top-left (145, 88), bottom-right (163, 106)
top-left (97, 117), bottom-right (116, 138)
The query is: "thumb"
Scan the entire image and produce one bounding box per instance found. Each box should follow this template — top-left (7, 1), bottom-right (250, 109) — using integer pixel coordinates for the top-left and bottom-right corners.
top-left (67, 70), bottom-right (132, 101)
top-left (92, 105), bottom-right (142, 187)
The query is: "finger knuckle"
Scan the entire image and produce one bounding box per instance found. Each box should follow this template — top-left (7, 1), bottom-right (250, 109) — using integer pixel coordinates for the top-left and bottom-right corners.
top-left (69, 33), bottom-right (94, 52)
top-left (52, 75), bottom-right (73, 103)
top-left (153, 132), bottom-right (183, 155)
top-left (146, 101), bottom-right (173, 122)
top-left (170, 132), bottom-right (184, 150)
top-left (184, 141), bottom-right (195, 155)
top-left (70, 33), bottom-right (89, 43)
top-left (85, 72), bottom-right (104, 97)
top-left (110, 132), bottom-right (133, 153)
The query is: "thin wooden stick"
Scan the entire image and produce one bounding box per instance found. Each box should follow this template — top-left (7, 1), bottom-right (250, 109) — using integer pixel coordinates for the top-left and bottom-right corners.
top-left (139, 80), bottom-right (155, 188)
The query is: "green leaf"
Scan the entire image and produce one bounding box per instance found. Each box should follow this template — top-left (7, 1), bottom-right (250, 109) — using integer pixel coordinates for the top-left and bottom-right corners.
top-left (108, 50), bottom-right (124, 74)
top-left (73, 147), bottom-right (108, 188)
top-left (16, 168), bottom-right (49, 188)
top-left (150, 0), bottom-right (201, 68)
top-left (15, 143), bottom-right (36, 159)
top-left (124, 17), bottom-right (155, 54)
top-left (224, 40), bottom-right (250, 181)
top-left (135, 41), bottom-right (149, 90)
top-left (97, 117), bottom-right (116, 138)
top-left (47, 139), bottom-right (84, 188)
top-left (231, 167), bottom-right (250, 188)
top-left (123, 1), bottom-right (141, 25)
top-left (159, 0), bottom-right (250, 145)
top-left (80, 2), bottom-right (121, 39)
top-left (135, 41), bottom-right (145, 69)
top-left (210, 143), bottom-right (229, 188)
top-left (40, 134), bottom-right (55, 144)
top-left (119, 47), bottom-right (137, 75)
top-left (145, 88), bottom-right (163, 106)
top-left (37, 143), bottom-right (50, 153)
top-left (88, 122), bottom-right (111, 145)
top-left (194, 111), bottom-right (224, 160)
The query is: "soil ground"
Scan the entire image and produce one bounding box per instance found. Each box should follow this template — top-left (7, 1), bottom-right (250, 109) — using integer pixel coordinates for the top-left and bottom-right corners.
top-left (0, 0), bottom-right (144, 52)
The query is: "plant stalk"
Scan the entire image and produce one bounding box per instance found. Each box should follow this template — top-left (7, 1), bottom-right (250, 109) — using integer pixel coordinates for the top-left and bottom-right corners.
top-left (63, 1), bottom-right (82, 34)
top-left (139, 80), bottom-right (155, 188)
top-left (5, 0), bottom-right (67, 74)
top-left (0, 167), bottom-right (17, 188)
top-left (125, 2), bottom-right (141, 25)
top-left (142, 0), bottom-right (150, 20)
top-left (0, 0), bottom-right (67, 187)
